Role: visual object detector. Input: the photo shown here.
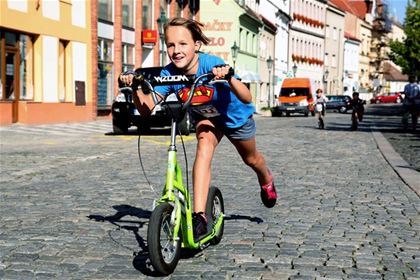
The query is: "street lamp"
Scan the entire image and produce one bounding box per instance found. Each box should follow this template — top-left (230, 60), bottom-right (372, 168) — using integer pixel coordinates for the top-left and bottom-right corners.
top-left (292, 63), bottom-right (298, 77)
top-left (323, 69), bottom-right (329, 93)
top-left (266, 56), bottom-right (274, 108)
top-left (157, 10), bottom-right (167, 66)
top-left (231, 41), bottom-right (239, 68)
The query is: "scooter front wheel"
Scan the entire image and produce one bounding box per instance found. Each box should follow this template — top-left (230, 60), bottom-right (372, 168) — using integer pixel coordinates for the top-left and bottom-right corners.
top-left (147, 203), bottom-right (181, 275)
top-left (207, 186), bottom-right (224, 245)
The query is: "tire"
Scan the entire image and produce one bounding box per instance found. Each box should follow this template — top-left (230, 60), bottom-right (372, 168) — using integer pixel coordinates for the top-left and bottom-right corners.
top-left (112, 118), bottom-right (129, 134)
top-left (311, 111), bottom-right (315, 116)
top-left (177, 112), bottom-right (191, 136)
top-left (339, 106), bottom-right (347, 113)
top-left (147, 203), bottom-right (181, 275)
top-left (304, 111), bottom-right (309, 117)
top-left (206, 187), bottom-right (224, 245)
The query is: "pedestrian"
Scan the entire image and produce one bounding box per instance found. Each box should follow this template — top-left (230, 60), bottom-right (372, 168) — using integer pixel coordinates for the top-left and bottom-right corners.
top-left (314, 88), bottom-right (328, 129)
top-left (350, 91), bottom-right (366, 131)
top-left (402, 75), bottom-right (420, 131)
top-left (119, 17), bottom-right (277, 240)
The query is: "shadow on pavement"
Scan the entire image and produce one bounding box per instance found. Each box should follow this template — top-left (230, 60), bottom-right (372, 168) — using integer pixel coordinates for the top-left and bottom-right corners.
top-left (87, 204), bottom-right (160, 276)
top-left (88, 207), bottom-right (265, 276)
top-left (225, 214), bottom-right (264, 224)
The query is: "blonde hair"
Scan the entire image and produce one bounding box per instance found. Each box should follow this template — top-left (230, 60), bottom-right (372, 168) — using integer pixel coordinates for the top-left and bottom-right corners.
top-left (164, 17), bottom-right (210, 45)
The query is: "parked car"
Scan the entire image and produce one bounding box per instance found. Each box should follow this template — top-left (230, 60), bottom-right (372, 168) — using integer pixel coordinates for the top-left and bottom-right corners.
top-left (325, 95), bottom-right (352, 113)
top-left (370, 92), bottom-right (402, 104)
top-left (112, 67), bottom-right (193, 135)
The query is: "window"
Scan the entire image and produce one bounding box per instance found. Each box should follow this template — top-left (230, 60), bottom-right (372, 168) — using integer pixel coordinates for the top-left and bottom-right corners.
top-left (58, 40), bottom-right (69, 102)
top-left (97, 38), bottom-right (114, 108)
top-left (175, 0), bottom-right (182, 17)
top-left (246, 31), bottom-right (250, 52)
top-left (122, 0), bottom-right (134, 28)
top-left (20, 35), bottom-right (34, 100)
top-left (324, 53), bottom-right (329, 66)
top-left (142, 0), bottom-right (153, 29)
top-left (122, 43), bottom-right (134, 72)
top-left (98, 0), bottom-right (113, 22)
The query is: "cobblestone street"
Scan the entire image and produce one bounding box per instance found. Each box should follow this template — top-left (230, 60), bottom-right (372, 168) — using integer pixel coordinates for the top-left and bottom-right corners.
top-left (0, 107), bottom-right (419, 280)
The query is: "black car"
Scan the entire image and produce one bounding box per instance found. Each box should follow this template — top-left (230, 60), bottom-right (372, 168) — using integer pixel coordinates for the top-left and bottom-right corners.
top-left (325, 95), bottom-right (352, 113)
top-left (111, 67), bottom-right (193, 135)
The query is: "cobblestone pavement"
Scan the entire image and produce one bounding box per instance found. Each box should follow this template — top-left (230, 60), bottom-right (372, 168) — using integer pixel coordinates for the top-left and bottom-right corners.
top-left (0, 107), bottom-right (419, 280)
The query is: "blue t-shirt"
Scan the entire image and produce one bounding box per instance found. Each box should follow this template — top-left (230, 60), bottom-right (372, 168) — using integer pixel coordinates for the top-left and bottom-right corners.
top-left (154, 52), bottom-right (255, 128)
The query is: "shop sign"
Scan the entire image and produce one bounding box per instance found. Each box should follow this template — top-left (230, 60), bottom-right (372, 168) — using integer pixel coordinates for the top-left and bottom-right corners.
top-left (142, 30), bottom-right (158, 45)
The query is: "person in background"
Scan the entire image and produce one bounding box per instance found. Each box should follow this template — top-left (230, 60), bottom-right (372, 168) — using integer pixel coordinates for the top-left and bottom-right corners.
top-left (402, 75), bottom-right (420, 131)
top-left (350, 91), bottom-right (366, 131)
top-left (314, 88), bottom-right (328, 129)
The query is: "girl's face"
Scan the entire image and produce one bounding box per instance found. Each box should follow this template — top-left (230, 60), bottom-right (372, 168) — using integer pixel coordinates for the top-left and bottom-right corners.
top-left (165, 25), bottom-right (201, 74)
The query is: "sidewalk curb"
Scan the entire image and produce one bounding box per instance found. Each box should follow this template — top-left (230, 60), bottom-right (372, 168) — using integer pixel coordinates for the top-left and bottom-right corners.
top-left (371, 127), bottom-right (420, 197)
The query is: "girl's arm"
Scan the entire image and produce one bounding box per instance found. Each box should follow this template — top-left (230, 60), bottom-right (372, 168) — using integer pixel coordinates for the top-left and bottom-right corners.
top-left (119, 72), bottom-right (161, 116)
top-left (212, 65), bottom-right (252, 104)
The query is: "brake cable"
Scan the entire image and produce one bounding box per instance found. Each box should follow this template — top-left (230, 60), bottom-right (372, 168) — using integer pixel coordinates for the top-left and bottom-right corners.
top-left (136, 90), bottom-right (191, 200)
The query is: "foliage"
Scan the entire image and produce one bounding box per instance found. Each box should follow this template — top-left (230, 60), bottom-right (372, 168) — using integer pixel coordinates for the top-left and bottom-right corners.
top-left (388, 0), bottom-right (420, 79)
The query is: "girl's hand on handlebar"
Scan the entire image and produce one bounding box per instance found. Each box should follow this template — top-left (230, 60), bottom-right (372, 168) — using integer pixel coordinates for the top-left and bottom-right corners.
top-left (119, 73), bottom-right (134, 86)
top-left (212, 65), bottom-right (232, 81)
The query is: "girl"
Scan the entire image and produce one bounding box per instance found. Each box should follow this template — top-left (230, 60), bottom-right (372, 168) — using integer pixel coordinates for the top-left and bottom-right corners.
top-left (120, 17), bottom-right (276, 240)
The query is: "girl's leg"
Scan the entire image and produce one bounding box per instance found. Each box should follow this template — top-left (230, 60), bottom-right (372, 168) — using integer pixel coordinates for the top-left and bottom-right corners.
top-left (193, 119), bottom-right (223, 214)
top-left (229, 136), bottom-right (271, 187)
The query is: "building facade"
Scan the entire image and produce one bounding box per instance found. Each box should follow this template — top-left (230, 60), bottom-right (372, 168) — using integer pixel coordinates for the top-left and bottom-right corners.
top-left (93, 0), bottom-right (199, 115)
top-left (201, 0), bottom-right (263, 110)
top-left (289, 0), bottom-right (328, 91)
top-left (0, 0), bottom-right (92, 125)
top-left (324, 3), bottom-right (345, 95)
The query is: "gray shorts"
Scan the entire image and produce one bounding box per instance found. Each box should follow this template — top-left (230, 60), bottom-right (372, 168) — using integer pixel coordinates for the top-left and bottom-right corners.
top-left (222, 116), bottom-right (256, 141)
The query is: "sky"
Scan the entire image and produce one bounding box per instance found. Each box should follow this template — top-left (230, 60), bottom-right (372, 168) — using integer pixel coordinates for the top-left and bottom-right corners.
top-left (387, 0), bottom-right (409, 24)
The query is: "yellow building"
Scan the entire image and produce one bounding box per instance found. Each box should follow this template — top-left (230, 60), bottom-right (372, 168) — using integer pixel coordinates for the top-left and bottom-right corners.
top-left (0, 0), bottom-right (92, 125)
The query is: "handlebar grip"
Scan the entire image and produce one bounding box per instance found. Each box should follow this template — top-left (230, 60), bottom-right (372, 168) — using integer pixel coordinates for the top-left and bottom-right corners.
top-left (225, 67), bottom-right (235, 80)
top-left (211, 65), bottom-right (235, 81)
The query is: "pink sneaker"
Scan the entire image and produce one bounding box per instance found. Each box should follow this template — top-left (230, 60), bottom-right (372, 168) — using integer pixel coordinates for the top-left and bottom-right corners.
top-left (260, 172), bottom-right (277, 208)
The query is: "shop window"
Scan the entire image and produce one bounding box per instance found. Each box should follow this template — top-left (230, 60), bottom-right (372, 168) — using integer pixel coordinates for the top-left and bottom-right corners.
top-left (19, 34), bottom-right (34, 100)
top-left (98, 0), bottom-right (113, 22)
top-left (97, 38), bottom-right (114, 108)
top-left (122, 0), bottom-right (134, 28)
top-left (0, 32), bottom-right (2, 99)
top-left (5, 32), bottom-right (17, 47)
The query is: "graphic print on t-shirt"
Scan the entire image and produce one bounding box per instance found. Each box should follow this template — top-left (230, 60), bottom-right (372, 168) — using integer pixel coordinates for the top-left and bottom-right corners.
top-left (177, 85), bottom-right (215, 105)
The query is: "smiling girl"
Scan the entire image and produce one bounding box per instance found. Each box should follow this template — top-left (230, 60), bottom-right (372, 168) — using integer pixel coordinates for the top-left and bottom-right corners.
top-left (120, 17), bottom-right (277, 240)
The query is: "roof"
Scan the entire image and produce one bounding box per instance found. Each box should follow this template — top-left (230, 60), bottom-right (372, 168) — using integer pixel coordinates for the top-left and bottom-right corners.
top-left (329, 0), bottom-right (371, 20)
top-left (383, 61), bottom-right (408, 82)
top-left (344, 31), bottom-right (361, 42)
top-left (261, 15), bottom-right (277, 33)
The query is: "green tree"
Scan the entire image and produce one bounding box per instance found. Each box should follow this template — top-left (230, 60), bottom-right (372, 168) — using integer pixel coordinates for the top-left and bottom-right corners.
top-left (388, 0), bottom-right (420, 79)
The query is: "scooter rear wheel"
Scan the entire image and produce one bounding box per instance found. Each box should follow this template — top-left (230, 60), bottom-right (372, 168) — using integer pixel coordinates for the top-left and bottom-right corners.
top-left (147, 203), bottom-right (181, 275)
top-left (206, 186), bottom-right (224, 245)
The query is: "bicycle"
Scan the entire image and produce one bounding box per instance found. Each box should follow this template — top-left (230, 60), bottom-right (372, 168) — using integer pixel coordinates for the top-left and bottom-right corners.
top-left (120, 70), bottom-right (227, 275)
